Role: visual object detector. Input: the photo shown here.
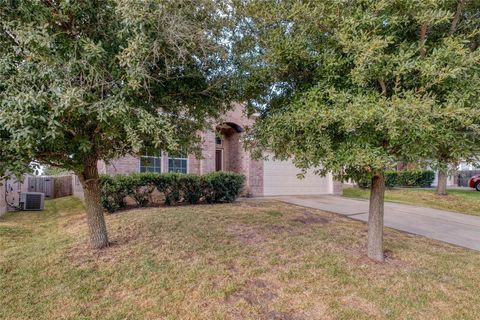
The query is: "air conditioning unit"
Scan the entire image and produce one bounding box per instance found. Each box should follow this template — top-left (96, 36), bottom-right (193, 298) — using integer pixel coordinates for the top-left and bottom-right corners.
top-left (20, 192), bottom-right (45, 211)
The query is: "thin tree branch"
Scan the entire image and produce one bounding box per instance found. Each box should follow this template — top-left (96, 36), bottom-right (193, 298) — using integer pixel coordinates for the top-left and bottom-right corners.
top-left (419, 22), bottom-right (429, 57)
top-left (450, 0), bottom-right (467, 35)
top-left (379, 80), bottom-right (387, 96)
top-left (3, 28), bottom-right (20, 46)
top-left (470, 36), bottom-right (479, 51)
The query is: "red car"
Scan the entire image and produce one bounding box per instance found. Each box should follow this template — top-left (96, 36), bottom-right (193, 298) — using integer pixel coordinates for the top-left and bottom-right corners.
top-left (469, 175), bottom-right (480, 191)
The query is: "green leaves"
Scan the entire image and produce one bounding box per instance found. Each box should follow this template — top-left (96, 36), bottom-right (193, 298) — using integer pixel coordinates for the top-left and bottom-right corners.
top-left (0, 0), bottom-right (235, 178)
top-left (237, 0), bottom-right (480, 181)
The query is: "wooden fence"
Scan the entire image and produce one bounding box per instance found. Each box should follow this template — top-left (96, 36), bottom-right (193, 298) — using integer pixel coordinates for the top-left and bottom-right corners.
top-left (53, 175), bottom-right (73, 198)
top-left (26, 175), bottom-right (72, 198)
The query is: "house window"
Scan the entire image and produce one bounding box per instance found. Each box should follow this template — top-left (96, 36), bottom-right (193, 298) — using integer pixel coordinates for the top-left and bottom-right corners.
top-left (168, 153), bottom-right (188, 173)
top-left (215, 136), bottom-right (222, 145)
top-left (140, 155), bottom-right (161, 173)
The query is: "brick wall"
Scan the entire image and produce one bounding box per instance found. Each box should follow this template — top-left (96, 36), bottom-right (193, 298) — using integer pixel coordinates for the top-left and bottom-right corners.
top-left (105, 155), bottom-right (139, 175)
top-left (248, 158), bottom-right (264, 196)
top-left (189, 154), bottom-right (201, 174)
top-left (222, 104), bottom-right (264, 196)
top-left (200, 130), bottom-right (216, 174)
top-left (103, 154), bottom-right (202, 175)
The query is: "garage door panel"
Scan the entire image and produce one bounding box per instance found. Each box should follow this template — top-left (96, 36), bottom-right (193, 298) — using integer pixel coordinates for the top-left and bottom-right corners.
top-left (263, 159), bottom-right (331, 196)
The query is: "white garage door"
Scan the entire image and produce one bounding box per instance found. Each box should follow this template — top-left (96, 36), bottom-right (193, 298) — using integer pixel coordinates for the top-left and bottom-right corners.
top-left (263, 159), bottom-right (332, 196)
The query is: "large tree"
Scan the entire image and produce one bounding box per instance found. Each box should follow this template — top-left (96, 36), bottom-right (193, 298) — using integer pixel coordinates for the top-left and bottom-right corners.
top-left (426, 0), bottom-right (480, 195)
top-left (234, 0), bottom-right (480, 261)
top-left (0, 0), bottom-right (234, 249)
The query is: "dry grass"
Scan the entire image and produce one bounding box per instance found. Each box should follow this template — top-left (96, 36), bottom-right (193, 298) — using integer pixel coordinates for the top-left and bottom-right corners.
top-left (1, 196), bottom-right (480, 319)
top-left (343, 187), bottom-right (480, 216)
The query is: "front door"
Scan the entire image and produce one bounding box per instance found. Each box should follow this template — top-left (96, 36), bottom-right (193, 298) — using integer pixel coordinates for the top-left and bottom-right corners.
top-left (215, 150), bottom-right (223, 171)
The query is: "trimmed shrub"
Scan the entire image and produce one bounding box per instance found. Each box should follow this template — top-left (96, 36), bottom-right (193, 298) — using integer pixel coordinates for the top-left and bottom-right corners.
top-left (130, 173), bottom-right (157, 207)
top-left (100, 175), bottom-right (128, 213)
top-left (151, 173), bottom-right (181, 205)
top-left (357, 176), bottom-right (371, 189)
top-left (99, 171), bottom-right (245, 212)
top-left (357, 171), bottom-right (397, 189)
top-left (419, 170), bottom-right (435, 187)
top-left (203, 171), bottom-right (246, 203)
top-left (177, 174), bottom-right (203, 204)
top-left (356, 170), bottom-right (434, 189)
top-left (385, 171), bottom-right (398, 188)
top-left (397, 170), bottom-right (435, 187)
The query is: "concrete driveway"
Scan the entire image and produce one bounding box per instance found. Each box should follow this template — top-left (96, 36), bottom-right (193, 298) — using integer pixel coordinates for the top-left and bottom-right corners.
top-left (273, 195), bottom-right (480, 251)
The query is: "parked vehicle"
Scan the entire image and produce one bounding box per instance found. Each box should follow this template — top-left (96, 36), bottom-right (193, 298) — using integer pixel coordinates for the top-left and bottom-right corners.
top-left (469, 175), bottom-right (480, 191)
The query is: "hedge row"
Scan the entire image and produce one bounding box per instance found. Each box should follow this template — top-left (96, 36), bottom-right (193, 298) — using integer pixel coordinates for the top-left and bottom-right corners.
top-left (358, 170), bottom-right (435, 189)
top-left (100, 172), bottom-right (246, 213)
top-left (396, 170), bottom-right (436, 187)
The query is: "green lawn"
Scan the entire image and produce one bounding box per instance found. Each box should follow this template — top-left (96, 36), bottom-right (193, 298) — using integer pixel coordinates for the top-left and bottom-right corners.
top-left (2, 197), bottom-right (480, 319)
top-left (343, 187), bottom-right (480, 216)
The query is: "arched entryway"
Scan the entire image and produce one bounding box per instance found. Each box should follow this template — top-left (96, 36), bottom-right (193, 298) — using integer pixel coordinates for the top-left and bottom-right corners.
top-left (215, 122), bottom-right (245, 173)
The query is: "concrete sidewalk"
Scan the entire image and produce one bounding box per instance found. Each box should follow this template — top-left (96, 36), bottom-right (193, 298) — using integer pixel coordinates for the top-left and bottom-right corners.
top-left (272, 195), bottom-right (480, 251)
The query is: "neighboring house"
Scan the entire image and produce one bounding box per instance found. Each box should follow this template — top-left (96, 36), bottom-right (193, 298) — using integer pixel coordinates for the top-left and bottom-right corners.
top-left (458, 161), bottom-right (480, 171)
top-left (74, 104), bottom-right (341, 197)
top-left (431, 161), bottom-right (480, 188)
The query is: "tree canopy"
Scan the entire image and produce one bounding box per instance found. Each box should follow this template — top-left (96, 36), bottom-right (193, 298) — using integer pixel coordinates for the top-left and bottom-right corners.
top-left (0, 0), bottom-right (235, 248)
top-left (234, 0), bottom-right (480, 260)
top-left (1, 0), bottom-right (234, 176)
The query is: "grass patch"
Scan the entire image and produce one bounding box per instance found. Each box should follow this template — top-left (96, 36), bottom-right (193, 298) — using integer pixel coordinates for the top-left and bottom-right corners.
top-left (1, 196), bottom-right (480, 319)
top-left (343, 187), bottom-right (480, 216)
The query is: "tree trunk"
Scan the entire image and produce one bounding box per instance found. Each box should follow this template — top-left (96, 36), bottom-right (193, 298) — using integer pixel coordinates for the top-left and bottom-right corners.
top-left (77, 158), bottom-right (109, 249)
top-left (437, 170), bottom-right (448, 196)
top-left (367, 172), bottom-right (385, 262)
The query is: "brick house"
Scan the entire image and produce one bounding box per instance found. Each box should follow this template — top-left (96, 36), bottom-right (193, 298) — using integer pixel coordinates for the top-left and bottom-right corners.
top-left (73, 104), bottom-right (341, 198)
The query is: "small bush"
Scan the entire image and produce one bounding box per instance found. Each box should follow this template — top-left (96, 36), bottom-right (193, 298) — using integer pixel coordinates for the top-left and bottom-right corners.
top-left (151, 173), bottom-right (181, 205)
top-left (357, 176), bottom-right (370, 189)
top-left (385, 171), bottom-right (398, 188)
top-left (203, 171), bottom-right (246, 203)
top-left (100, 175), bottom-right (128, 213)
top-left (177, 174), bottom-right (203, 204)
top-left (99, 171), bottom-right (245, 212)
top-left (124, 173), bottom-right (156, 207)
